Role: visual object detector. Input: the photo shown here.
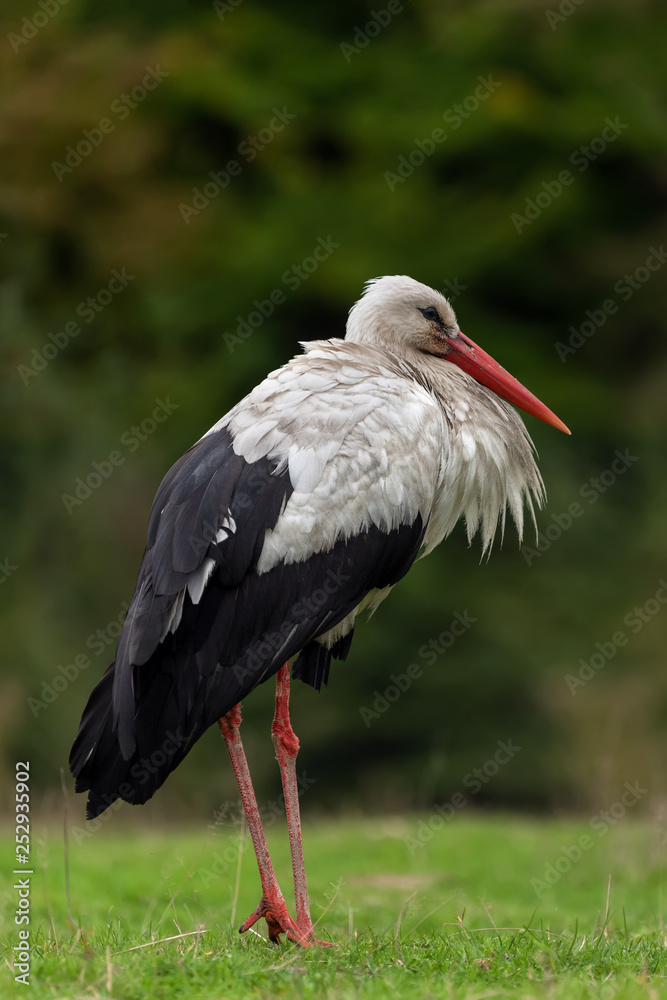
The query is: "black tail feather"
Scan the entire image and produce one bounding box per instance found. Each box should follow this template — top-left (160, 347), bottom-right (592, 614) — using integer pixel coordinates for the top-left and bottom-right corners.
top-left (69, 653), bottom-right (209, 819)
top-left (292, 627), bottom-right (355, 691)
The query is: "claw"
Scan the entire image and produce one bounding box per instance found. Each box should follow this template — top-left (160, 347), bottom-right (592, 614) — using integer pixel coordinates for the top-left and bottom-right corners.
top-left (239, 894), bottom-right (304, 945)
top-left (239, 895), bottom-right (332, 946)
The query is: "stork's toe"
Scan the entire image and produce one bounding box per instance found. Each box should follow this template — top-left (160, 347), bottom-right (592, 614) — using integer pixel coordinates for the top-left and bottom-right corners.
top-left (239, 895), bottom-right (331, 947)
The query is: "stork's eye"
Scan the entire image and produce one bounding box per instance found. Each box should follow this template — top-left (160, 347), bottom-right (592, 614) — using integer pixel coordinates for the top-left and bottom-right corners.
top-left (420, 306), bottom-right (440, 323)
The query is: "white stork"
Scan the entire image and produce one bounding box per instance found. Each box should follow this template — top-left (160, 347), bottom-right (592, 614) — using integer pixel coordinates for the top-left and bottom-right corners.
top-left (70, 275), bottom-right (569, 946)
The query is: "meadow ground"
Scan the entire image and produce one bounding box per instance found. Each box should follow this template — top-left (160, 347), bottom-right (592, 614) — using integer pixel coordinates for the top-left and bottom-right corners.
top-left (1, 812), bottom-right (666, 998)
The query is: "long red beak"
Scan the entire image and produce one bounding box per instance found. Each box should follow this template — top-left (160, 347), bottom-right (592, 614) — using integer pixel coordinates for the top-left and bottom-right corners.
top-left (443, 331), bottom-right (571, 435)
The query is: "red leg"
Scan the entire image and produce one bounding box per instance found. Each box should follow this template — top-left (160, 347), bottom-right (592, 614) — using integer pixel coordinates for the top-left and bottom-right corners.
top-left (271, 662), bottom-right (332, 946)
top-left (218, 704), bottom-right (304, 945)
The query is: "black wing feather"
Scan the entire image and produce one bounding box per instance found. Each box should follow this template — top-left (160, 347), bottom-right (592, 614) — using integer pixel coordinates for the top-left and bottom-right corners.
top-left (70, 426), bottom-right (425, 818)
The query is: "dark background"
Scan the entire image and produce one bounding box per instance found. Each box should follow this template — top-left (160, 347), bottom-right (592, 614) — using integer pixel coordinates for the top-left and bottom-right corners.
top-left (2, 0), bottom-right (666, 825)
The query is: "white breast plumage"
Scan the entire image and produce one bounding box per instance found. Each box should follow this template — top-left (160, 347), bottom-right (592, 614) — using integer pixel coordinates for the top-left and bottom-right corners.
top-left (207, 338), bottom-right (544, 649)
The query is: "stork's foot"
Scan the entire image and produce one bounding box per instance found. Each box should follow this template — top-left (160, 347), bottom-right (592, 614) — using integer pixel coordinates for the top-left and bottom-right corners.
top-left (239, 894), bottom-right (302, 945)
top-left (239, 895), bottom-right (332, 947)
top-left (294, 918), bottom-right (334, 948)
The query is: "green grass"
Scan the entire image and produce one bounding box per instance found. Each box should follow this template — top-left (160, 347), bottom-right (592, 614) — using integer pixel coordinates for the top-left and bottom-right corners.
top-left (1, 813), bottom-right (666, 998)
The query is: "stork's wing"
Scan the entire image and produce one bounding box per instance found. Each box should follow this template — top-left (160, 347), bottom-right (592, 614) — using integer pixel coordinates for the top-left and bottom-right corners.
top-left (70, 382), bottom-right (433, 817)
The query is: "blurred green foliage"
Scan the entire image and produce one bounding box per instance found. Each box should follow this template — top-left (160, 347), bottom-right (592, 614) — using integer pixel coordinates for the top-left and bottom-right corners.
top-left (1, 0), bottom-right (666, 822)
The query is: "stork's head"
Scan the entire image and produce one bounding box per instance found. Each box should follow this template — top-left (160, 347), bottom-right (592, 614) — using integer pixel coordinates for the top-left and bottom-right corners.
top-left (346, 275), bottom-right (570, 435)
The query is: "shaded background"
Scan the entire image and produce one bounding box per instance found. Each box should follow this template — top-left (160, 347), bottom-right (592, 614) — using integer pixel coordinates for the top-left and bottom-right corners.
top-left (1, 0), bottom-right (666, 825)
